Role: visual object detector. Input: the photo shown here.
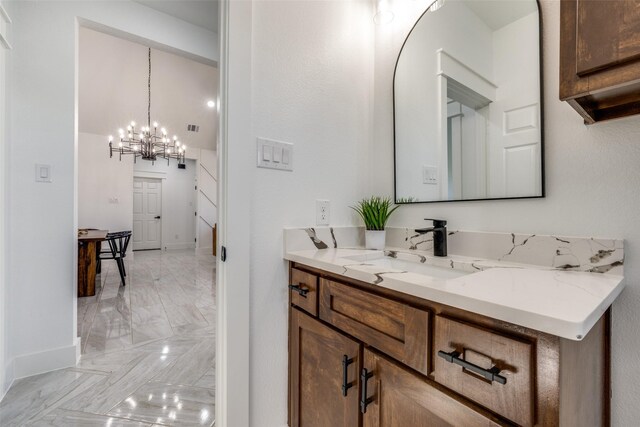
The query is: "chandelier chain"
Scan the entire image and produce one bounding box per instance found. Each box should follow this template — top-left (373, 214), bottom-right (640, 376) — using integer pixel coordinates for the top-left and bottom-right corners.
top-left (148, 47), bottom-right (151, 129)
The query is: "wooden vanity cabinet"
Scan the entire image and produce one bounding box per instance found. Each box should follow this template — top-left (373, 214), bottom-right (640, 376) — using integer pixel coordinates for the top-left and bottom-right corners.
top-left (289, 308), bottom-right (361, 427)
top-left (560, 0), bottom-right (640, 123)
top-left (288, 262), bottom-right (611, 427)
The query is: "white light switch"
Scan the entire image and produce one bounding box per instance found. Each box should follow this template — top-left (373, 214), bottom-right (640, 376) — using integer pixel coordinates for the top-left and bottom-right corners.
top-left (262, 145), bottom-right (272, 161)
top-left (272, 147), bottom-right (282, 163)
top-left (257, 138), bottom-right (293, 171)
top-left (35, 164), bottom-right (52, 183)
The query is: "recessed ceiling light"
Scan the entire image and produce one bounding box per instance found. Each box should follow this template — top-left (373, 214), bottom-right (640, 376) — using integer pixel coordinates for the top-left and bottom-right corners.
top-left (207, 100), bottom-right (215, 108)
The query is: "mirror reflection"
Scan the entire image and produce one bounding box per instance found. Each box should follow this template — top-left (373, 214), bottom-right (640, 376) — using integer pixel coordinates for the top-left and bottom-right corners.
top-left (394, 0), bottom-right (543, 203)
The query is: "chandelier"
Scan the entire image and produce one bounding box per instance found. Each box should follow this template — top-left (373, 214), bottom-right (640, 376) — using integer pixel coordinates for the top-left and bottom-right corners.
top-left (109, 48), bottom-right (186, 165)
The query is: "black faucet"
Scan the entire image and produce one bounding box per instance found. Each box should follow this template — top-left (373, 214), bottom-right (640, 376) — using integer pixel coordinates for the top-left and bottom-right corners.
top-left (414, 219), bottom-right (448, 257)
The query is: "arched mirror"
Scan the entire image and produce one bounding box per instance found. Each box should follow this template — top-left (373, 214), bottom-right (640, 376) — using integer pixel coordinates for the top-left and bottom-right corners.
top-left (394, 0), bottom-right (543, 203)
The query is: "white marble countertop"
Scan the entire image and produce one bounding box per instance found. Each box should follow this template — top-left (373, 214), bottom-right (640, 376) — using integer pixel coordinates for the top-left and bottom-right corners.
top-left (284, 247), bottom-right (625, 341)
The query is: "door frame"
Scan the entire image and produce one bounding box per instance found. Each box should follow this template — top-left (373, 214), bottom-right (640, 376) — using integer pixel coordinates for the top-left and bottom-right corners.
top-left (132, 175), bottom-right (163, 251)
top-left (216, 0), bottom-right (251, 425)
top-left (0, 0), bottom-right (9, 400)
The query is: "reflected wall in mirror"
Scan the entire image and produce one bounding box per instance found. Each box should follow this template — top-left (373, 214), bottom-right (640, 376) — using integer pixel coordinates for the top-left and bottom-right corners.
top-left (394, 0), bottom-right (543, 203)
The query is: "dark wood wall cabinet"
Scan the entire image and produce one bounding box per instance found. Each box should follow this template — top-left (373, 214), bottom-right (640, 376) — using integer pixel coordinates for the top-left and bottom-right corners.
top-left (560, 0), bottom-right (640, 124)
top-left (288, 262), bottom-right (611, 427)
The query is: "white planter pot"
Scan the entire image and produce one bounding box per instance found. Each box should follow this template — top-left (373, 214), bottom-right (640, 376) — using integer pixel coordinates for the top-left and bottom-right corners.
top-left (365, 230), bottom-right (386, 250)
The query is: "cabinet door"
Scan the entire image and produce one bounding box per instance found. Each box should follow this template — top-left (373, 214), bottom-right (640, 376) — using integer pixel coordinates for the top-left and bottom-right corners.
top-left (362, 349), bottom-right (500, 427)
top-left (290, 308), bottom-right (361, 427)
top-left (560, 0), bottom-right (640, 123)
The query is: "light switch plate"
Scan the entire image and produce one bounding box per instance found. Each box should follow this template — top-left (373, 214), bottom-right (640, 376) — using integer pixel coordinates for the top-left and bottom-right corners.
top-left (257, 138), bottom-right (293, 171)
top-left (35, 164), bottom-right (52, 183)
top-left (423, 165), bottom-right (438, 185)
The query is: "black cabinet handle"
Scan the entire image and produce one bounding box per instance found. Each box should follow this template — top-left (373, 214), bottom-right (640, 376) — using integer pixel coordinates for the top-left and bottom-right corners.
top-left (288, 284), bottom-right (309, 298)
top-left (341, 355), bottom-right (354, 397)
top-left (437, 350), bottom-right (507, 385)
top-left (360, 368), bottom-right (374, 413)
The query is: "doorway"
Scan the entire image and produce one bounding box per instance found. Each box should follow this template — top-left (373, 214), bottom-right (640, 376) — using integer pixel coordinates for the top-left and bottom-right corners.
top-left (132, 177), bottom-right (162, 251)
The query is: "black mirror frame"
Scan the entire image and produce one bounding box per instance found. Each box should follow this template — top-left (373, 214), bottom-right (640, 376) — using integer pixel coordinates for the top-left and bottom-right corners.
top-left (392, 0), bottom-right (545, 205)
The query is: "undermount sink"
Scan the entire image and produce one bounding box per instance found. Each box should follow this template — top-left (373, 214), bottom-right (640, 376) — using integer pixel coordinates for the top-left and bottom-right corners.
top-left (344, 253), bottom-right (471, 280)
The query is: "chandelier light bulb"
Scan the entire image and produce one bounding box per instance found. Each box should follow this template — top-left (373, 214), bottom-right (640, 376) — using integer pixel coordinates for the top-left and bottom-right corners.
top-left (182, 145), bottom-right (186, 150)
top-left (176, 141), bottom-right (180, 147)
top-left (167, 148), bottom-right (171, 154)
top-left (108, 135), bottom-right (113, 142)
top-left (127, 125), bottom-right (132, 131)
top-left (207, 100), bottom-right (215, 108)
top-left (153, 121), bottom-right (158, 128)
top-left (131, 121), bottom-right (136, 127)
top-left (152, 148), bottom-right (156, 153)
top-left (134, 145), bottom-right (139, 151)
top-left (161, 128), bottom-right (166, 135)
top-left (173, 135), bottom-right (177, 141)
top-left (119, 142), bottom-right (123, 147)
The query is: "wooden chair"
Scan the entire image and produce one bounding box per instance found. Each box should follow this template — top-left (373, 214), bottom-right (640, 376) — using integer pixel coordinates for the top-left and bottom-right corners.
top-left (97, 231), bottom-right (132, 286)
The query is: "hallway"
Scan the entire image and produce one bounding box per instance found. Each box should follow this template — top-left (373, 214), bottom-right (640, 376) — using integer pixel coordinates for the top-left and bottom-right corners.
top-left (0, 250), bottom-right (216, 426)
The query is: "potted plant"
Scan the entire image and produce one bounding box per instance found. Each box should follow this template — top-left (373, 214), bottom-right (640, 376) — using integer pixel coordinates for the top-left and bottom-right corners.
top-left (350, 196), bottom-right (399, 250)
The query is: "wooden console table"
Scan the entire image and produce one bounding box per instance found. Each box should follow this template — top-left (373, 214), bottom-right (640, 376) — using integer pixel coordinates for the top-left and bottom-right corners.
top-left (77, 229), bottom-right (108, 297)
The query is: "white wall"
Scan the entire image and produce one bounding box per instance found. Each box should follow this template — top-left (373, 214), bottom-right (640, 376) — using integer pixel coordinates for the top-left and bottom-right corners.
top-left (4, 0), bottom-right (218, 386)
top-left (248, 1), bottom-right (373, 424)
top-left (0, 0), bottom-right (10, 400)
top-left (78, 132), bottom-right (134, 233)
top-left (373, 1), bottom-right (640, 425)
top-left (134, 158), bottom-right (197, 250)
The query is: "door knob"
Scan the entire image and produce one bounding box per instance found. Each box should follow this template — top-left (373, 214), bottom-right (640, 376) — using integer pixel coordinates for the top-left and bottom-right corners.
top-left (154, 216), bottom-right (161, 219)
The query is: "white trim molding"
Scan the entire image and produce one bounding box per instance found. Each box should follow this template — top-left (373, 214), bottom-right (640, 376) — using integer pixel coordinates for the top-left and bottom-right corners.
top-left (11, 340), bottom-right (79, 380)
top-left (133, 170), bottom-right (167, 180)
top-left (0, 4), bottom-right (12, 24)
top-left (216, 0), bottom-right (252, 425)
top-left (0, 3), bottom-right (11, 50)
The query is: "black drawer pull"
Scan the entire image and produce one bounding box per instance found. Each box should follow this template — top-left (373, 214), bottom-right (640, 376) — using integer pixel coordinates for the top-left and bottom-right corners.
top-left (288, 284), bottom-right (309, 298)
top-left (360, 368), bottom-right (374, 413)
top-left (341, 355), bottom-right (355, 397)
top-left (437, 350), bottom-right (507, 385)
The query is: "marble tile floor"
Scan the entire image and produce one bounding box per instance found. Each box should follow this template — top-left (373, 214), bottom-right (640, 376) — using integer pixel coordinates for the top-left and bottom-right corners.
top-left (0, 249), bottom-right (216, 426)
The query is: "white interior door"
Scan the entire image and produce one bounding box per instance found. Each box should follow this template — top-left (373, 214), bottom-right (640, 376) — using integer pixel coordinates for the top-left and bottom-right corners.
top-left (133, 177), bottom-right (162, 250)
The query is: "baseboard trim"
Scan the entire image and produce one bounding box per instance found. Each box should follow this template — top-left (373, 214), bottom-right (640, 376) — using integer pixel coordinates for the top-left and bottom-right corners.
top-left (11, 341), bottom-right (79, 380)
top-left (164, 242), bottom-right (197, 251)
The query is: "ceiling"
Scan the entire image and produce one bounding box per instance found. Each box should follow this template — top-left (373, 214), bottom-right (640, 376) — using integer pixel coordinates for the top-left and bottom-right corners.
top-left (461, 0), bottom-right (538, 31)
top-left (79, 27), bottom-right (219, 151)
top-left (133, 0), bottom-right (219, 33)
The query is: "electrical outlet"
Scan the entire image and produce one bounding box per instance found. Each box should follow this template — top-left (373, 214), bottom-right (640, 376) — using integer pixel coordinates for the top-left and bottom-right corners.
top-left (316, 200), bottom-right (330, 226)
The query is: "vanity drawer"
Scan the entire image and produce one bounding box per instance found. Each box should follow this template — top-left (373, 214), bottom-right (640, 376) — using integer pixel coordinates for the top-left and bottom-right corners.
top-left (434, 315), bottom-right (534, 427)
top-left (319, 278), bottom-right (430, 375)
top-left (289, 268), bottom-right (318, 316)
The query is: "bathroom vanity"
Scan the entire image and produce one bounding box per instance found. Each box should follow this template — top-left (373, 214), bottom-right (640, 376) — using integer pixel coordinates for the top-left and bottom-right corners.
top-left (284, 227), bottom-right (624, 427)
